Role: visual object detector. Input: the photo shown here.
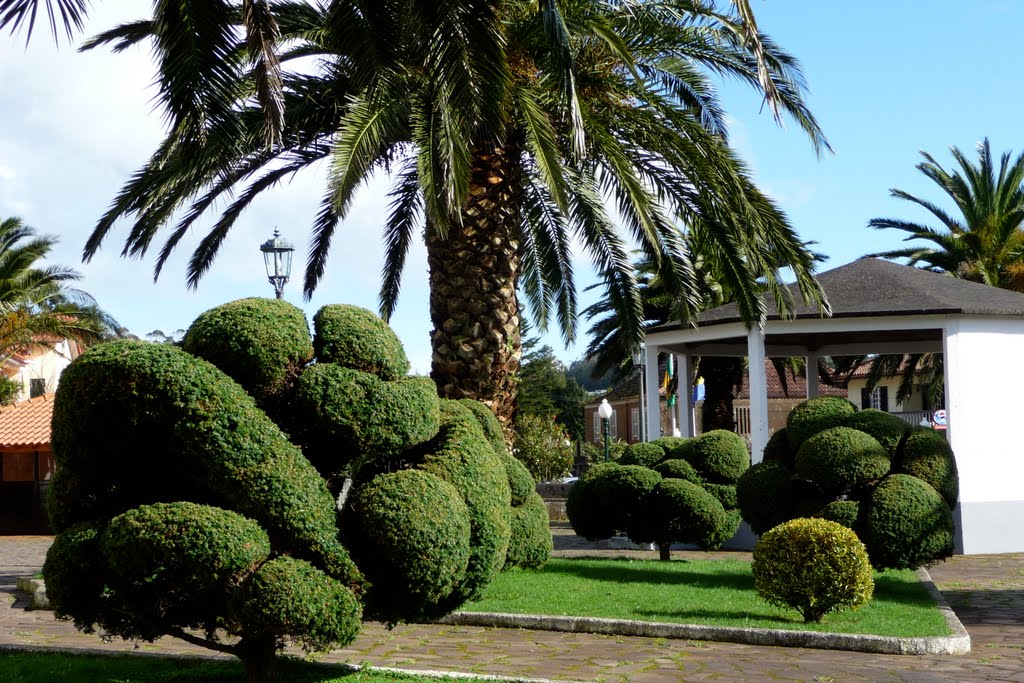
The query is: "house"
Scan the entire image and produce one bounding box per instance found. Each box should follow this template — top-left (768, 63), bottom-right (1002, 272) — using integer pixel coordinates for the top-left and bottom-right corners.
top-left (2, 337), bottom-right (82, 401)
top-left (839, 358), bottom-right (940, 427)
top-left (583, 358), bottom-right (846, 445)
top-left (0, 393), bottom-right (56, 533)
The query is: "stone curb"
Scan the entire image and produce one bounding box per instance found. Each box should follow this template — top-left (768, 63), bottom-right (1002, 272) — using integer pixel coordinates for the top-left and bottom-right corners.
top-left (441, 567), bottom-right (970, 656)
top-left (14, 576), bottom-right (48, 610)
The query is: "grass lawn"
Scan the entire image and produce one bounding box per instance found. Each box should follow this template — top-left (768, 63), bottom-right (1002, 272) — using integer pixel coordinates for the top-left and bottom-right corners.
top-left (0, 651), bottom-right (492, 683)
top-left (463, 557), bottom-right (950, 638)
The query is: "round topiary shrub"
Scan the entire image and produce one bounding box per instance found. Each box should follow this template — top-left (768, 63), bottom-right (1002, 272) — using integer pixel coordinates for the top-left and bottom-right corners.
top-left (600, 465), bottom-right (663, 540)
top-left (506, 492), bottom-right (553, 569)
top-left (652, 436), bottom-right (689, 453)
top-left (565, 462), bottom-right (620, 540)
top-left (795, 427), bottom-right (890, 495)
top-left (664, 437), bottom-right (697, 462)
top-left (752, 517), bottom-right (874, 623)
top-left (648, 478), bottom-right (728, 550)
top-left (503, 452), bottom-right (536, 507)
top-left (457, 399), bottom-right (508, 455)
top-left (312, 304), bottom-right (409, 380)
top-left (863, 474), bottom-right (953, 570)
top-left (813, 499), bottom-right (861, 531)
top-left (619, 441), bottom-right (666, 468)
top-left (685, 430), bottom-right (749, 484)
top-left (762, 428), bottom-right (794, 469)
top-left (843, 409), bottom-right (910, 457)
top-left (703, 483), bottom-right (738, 510)
top-left (344, 469), bottom-right (471, 623)
top-left (736, 460), bottom-right (797, 535)
top-left (236, 556), bottom-right (362, 652)
top-left (786, 396), bottom-right (857, 451)
top-left (42, 522), bottom-right (105, 629)
top-left (896, 428), bottom-right (959, 508)
top-left (182, 298), bottom-right (313, 403)
top-left (653, 458), bottom-right (702, 484)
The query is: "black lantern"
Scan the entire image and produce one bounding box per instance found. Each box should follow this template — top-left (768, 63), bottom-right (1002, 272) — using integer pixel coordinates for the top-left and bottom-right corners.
top-left (260, 228), bottom-right (294, 299)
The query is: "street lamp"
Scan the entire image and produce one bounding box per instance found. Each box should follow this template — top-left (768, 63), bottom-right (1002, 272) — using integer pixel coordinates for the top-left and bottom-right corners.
top-left (631, 349), bottom-right (645, 442)
top-left (598, 398), bottom-right (613, 462)
top-left (260, 228), bottom-right (294, 299)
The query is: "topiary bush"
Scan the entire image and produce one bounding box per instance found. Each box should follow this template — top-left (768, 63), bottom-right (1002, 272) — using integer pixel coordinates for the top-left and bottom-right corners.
top-left (896, 428), bottom-right (959, 508)
top-left (813, 499), bottom-right (861, 531)
top-left (863, 474), bottom-right (953, 570)
top-left (503, 452), bottom-right (535, 507)
top-left (457, 398), bottom-right (509, 455)
top-left (703, 483), bottom-right (738, 510)
top-left (312, 304), bottom-right (409, 380)
top-left (684, 430), bottom-right (749, 484)
top-left (565, 462), bottom-right (620, 540)
top-left (651, 436), bottom-right (689, 453)
top-left (794, 427), bottom-right (890, 495)
top-left (752, 517), bottom-right (874, 623)
top-left (506, 491), bottom-right (553, 569)
top-left (653, 458), bottom-right (702, 484)
top-left (843, 409), bottom-right (910, 457)
top-left (786, 396), bottom-right (857, 452)
top-left (619, 441), bottom-right (666, 468)
top-left (648, 478), bottom-right (729, 553)
top-left (762, 428), bottom-right (794, 468)
top-left (736, 460), bottom-right (798, 535)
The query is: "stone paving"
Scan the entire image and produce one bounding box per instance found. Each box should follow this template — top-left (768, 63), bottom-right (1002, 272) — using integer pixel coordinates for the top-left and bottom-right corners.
top-left (2, 526), bottom-right (1023, 682)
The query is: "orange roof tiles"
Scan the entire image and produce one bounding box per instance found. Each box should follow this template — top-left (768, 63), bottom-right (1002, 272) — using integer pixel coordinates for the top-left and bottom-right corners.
top-left (0, 393), bottom-right (55, 449)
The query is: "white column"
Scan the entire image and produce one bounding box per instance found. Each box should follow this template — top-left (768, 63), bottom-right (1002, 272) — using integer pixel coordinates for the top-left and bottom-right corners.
top-left (645, 345), bottom-right (661, 440)
top-left (676, 351), bottom-right (694, 438)
top-left (747, 328), bottom-right (769, 464)
top-left (806, 352), bottom-right (819, 398)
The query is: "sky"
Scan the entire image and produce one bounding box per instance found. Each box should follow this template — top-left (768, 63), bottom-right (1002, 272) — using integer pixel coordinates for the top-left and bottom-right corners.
top-left (0, 1), bottom-right (1021, 374)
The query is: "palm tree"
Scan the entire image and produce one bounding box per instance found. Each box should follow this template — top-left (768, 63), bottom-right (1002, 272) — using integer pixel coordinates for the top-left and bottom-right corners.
top-left (867, 139), bottom-right (1024, 291)
top-left (62, 0), bottom-right (828, 427)
top-left (0, 217), bottom-right (122, 365)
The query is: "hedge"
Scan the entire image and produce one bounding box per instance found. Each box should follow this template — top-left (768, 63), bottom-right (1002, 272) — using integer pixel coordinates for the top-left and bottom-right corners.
top-left (505, 492), bottom-right (553, 569)
top-left (794, 427), bottom-right (890, 495)
top-left (457, 398), bottom-right (509, 456)
top-left (896, 428), bottom-right (959, 508)
top-left (863, 474), bottom-right (954, 570)
top-left (843, 409), bottom-right (910, 457)
top-left (619, 442), bottom-right (666, 468)
top-left (313, 304), bottom-right (409, 380)
top-left (736, 461), bottom-right (797, 535)
top-left (653, 458), bottom-right (702, 484)
top-left (786, 396), bottom-right (857, 451)
top-left (684, 430), bottom-right (749, 484)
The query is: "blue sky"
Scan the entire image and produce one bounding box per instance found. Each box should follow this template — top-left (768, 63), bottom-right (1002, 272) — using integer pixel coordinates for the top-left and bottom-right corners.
top-left (0, 1), bottom-right (1020, 372)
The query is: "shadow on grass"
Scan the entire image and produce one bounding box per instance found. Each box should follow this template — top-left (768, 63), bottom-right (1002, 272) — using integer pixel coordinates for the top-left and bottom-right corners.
top-left (632, 607), bottom-right (798, 627)
top-left (542, 557), bottom-right (753, 591)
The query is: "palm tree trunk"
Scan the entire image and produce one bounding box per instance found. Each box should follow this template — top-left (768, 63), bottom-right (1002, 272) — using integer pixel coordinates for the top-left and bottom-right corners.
top-left (699, 356), bottom-right (745, 433)
top-left (426, 141), bottom-right (522, 431)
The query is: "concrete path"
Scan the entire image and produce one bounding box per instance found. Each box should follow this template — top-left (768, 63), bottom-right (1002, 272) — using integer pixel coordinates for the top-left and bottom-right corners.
top-left (2, 526), bottom-right (1023, 682)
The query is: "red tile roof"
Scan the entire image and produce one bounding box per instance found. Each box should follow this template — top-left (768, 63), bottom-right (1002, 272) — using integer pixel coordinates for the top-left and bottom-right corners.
top-left (0, 393), bottom-right (55, 449)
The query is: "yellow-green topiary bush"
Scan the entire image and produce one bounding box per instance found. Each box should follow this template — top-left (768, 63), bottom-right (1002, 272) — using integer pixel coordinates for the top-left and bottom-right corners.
top-left (752, 517), bottom-right (874, 623)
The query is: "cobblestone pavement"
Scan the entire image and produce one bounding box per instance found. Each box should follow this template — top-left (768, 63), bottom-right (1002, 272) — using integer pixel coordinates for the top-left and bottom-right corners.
top-left (2, 526), bottom-right (1023, 682)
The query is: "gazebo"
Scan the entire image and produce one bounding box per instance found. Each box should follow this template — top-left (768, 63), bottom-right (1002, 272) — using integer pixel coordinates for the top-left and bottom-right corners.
top-left (642, 258), bottom-right (1024, 554)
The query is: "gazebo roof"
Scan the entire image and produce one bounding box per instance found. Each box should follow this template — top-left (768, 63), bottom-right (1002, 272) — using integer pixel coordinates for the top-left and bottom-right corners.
top-left (653, 258), bottom-right (1024, 332)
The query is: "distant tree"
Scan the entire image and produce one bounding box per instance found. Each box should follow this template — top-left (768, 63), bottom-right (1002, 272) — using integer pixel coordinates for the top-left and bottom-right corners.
top-left (565, 357), bottom-right (615, 393)
top-left (516, 340), bottom-right (587, 443)
top-left (146, 329), bottom-right (185, 345)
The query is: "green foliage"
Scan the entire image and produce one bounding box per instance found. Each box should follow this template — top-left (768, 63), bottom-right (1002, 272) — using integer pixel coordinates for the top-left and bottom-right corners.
top-left (864, 474), bottom-right (954, 570)
top-left (516, 343), bottom-right (568, 418)
top-left (0, 376), bottom-right (20, 405)
top-left (813, 500), bottom-right (861, 531)
top-left (652, 436), bottom-right (689, 454)
top-left (762, 428), bottom-right (794, 468)
top-left (653, 458), bottom-right (702, 484)
top-left (293, 363), bottom-right (440, 474)
top-left (565, 463), bottom-right (632, 541)
top-left (582, 438), bottom-right (627, 462)
top-left (703, 483), bottom-right (738, 510)
top-left (786, 396), bottom-right (857, 451)
top-left (844, 410), bottom-right (910, 457)
top-left (41, 523), bottom-right (105, 630)
top-left (795, 427), bottom-right (890, 495)
top-left (419, 400), bottom-right (513, 604)
top-left (506, 492), bottom-right (553, 569)
top-left (503, 452), bottom-right (535, 507)
top-left (181, 298), bottom-right (313, 404)
top-left (896, 428), bottom-right (959, 507)
top-left (736, 460), bottom-right (797, 535)
top-left (602, 465), bottom-right (664, 541)
top-left (753, 518), bottom-right (874, 623)
top-left (344, 469), bottom-right (471, 623)
top-left (457, 398), bottom-right (508, 455)
top-left (648, 478), bottom-right (729, 549)
top-left (513, 413), bottom-right (573, 482)
top-left (312, 304), bottom-right (409, 380)
top-left (236, 556), bottom-right (362, 652)
top-left (619, 441), bottom-right (666, 468)
top-left (685, 430), bottom-right (749, 484)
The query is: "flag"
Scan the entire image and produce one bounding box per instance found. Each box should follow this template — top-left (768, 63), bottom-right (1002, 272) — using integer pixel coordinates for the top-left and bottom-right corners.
top-left (665, 355), bottom-right (676, 407)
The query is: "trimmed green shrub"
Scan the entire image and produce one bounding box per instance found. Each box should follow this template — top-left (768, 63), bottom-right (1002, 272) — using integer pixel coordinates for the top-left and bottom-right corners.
top-left (795, 427), bottom-right (890, 495)
top-left (565, 463), bottom-right (620, 540)
top-left (506, 492), bottom-right (553, 569)
top-left (293, 363), bottom-right (440, 472)
top-left (42, 522), bottom-right (105, 630)
top-left (419, 400), bottom-right (513, 603)
top-left (344, 469), bottom-right (471, 622)
top-left (601, 465), bottom-right (664, 541)
top-left (653, 458), bottom-right (702, 484)
top-left (682, 430), bottom-right (749, 484)
top-left (703, 483), bottom-right (738, 510)
top-left (619, 442), bottom-right (666, 468)
top-left (102, 503), bottom-right (271, 633)
top-left (843, 409), bottom-right (910, 457)
top-left (863, 474), bottom-right (954, 570)
top-left (312, 304), bottom-right (409, 380)
top-left (664, 437), bottom-right (697, 462)
top-left (896, 429), bottom-right (959, 508)
top-left (651, 436), bottom-right (689, 453)
top-left (513, 414), bottom-right (573, 482)
top-left (762, 428), bottom-right (794, 469)
top-left (648, 478), bottom-right (729, 550)
top-left (182, 298), bottom-right (313, 403)
top-left (813, 500), bottom-right (861, 531)
top-left (753, 517), bottom-right (874, 623)
top-left (786, 396), bottom-right (857, 451)
top-left (236, 556), bottom-right (362, 652)
top-left (503, 453), bottom-right (535, 507)
top-left (457, 398), bottom-right (509, 455)
top-left (736, 460), bottom-right (797, 535)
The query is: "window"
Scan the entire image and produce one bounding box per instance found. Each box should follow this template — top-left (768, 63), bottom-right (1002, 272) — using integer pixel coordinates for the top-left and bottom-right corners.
top-left (29, 378), bottom-right (46, 398)
top-left (860, 386), bottom-right (889, 412)
top-left (631, 407), bottom-right (640, 440)
top-left (593, 411), bottom-right (601, 443)
top-left (609, 409), bottom-right (618, 440)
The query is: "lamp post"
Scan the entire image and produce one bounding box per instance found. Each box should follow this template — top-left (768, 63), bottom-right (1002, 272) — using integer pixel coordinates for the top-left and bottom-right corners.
top-left (598, 398), bottom-right (613, 462)
top-left (631, 349), bottom-right (645, 442)
top-left (259, 228), bottom-right (294, 299)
